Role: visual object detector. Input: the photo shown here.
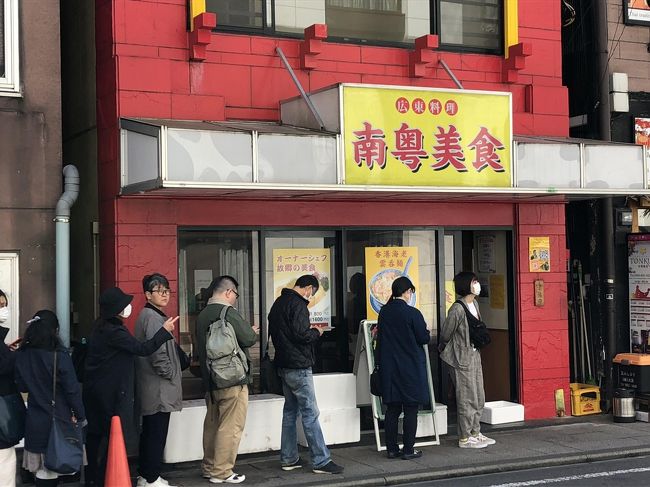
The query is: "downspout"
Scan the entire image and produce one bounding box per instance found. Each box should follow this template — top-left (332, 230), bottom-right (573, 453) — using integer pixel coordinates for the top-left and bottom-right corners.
top-left (595, 0), bottom-right (615, 411)
top-left (54, 165), bottom-right (80, 348)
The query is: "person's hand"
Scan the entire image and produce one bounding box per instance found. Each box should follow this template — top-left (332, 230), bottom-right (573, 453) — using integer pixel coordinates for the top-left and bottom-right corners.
top-left (252, 325), bottom-right (260, 335)
top-left (311, 325), bottom-right (325, 336)
top-left (8, 337), bottom-right (21, 351)
top-left (163, 316), bottom-right (179, 334)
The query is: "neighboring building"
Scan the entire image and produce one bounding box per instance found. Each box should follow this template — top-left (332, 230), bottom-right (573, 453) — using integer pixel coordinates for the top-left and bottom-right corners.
top-left (563, 0), bottom-right (650, 407)
top-left (0, 0), bottom-right (63, 343)
top-left (61, 0), bottom-right (649, 423)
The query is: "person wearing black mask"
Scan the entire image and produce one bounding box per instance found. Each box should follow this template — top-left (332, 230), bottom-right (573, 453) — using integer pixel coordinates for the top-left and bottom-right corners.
top-left (83, 287), bottom-right (177, 486)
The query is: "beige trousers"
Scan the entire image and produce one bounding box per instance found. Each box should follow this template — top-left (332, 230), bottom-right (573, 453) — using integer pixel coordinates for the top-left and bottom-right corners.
top-left (202, 385), bottom-right (249, 480)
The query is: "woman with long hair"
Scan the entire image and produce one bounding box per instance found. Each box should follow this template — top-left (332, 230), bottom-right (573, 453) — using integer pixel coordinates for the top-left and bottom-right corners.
top-left (15, 310), bottom-right (86, 486)
top-left (377, 276), bottom-right (430, 460)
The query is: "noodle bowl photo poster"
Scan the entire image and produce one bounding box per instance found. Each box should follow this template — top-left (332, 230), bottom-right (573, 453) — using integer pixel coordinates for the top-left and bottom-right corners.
top-left (364, 247), bottom-right (419, 321)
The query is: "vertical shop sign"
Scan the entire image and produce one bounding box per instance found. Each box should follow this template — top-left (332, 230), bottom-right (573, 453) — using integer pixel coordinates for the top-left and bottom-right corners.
top-left (272, 248), bottom-right (332, 328)
top-left (342, 85), bottom-right (512, 187)
top-left (529, 237), bottom-right (551, 272)
top-left (477, 235), bottom-right (496, 273)
top-left (628, 234), bottom-right (650, 352)
top-left (365, 247), bottom-right (419, 321)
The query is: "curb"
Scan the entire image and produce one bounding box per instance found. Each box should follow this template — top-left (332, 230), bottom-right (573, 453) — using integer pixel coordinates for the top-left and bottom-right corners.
top-left (296, 446), bottom-right (650, 487)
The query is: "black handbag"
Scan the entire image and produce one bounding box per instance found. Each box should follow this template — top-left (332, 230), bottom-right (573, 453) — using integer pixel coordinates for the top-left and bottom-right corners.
top-left (44, 351), bottom-right (84, 475)
top-left (457, 300), bottom-right (491, 349)
top-left (370, 365), bottom-right (381, 397)
top-left (175, 342), bottom-right (191, 371)
top-left (0, 392), bottom-right (26, 445)
top-left (260, 340), bottom-right (283, 395)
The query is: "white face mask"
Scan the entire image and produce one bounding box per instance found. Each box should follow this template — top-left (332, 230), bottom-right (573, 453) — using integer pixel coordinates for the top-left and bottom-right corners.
top-left (472, 282), bottom-right (481, 296)
top-left (0, 307), bottom-right (8, 323)
top-left (120, 304), bottom-right (132, 319)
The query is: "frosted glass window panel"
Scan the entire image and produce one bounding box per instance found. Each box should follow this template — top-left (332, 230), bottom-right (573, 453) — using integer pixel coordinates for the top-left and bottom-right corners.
top-left (584, 145), bottom-right (644, 189)
top-left (123, 129), bottom-right (160, 186)
top-left (516, 143), bottom-right (580, 188)
top-left (167, 129), bottom-right (253, 183)
top-left (258, 134), bottom-right (337, 184)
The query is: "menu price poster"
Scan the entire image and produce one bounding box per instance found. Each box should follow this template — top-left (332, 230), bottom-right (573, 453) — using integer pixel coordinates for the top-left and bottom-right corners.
top-left (272, 248), bottom-right (332, 328)
top-left (529, 237), bottom-right (551, 272)
top-left (365, 247), bottom-right (419, 321)
top-left (628, 234), bottom-right (650, 351)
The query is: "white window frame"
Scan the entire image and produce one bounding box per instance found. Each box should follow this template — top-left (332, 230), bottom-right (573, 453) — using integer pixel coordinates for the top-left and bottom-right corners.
top-left (0, 0), bottom-right (20, 96)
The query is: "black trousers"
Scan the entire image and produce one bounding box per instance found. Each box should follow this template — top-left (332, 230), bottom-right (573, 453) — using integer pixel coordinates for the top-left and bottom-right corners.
top-left (384, 403), bottom-right (419, 455)
top-left (138, 411), bottom-right (171, 483)
top-left (85, 432), bottom-right (109, 486)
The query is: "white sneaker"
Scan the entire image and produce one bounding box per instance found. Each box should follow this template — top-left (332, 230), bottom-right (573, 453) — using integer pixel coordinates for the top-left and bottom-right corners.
top-left (144, 477), bottom-right (176, 487)
top-left (458, 436), bottom-right (488, 449)
top-left (138, 477), bottom-right (171, 487)
top-left (476, 432), bottom-right (496, 445)
top-left (209, 473), bottom-right (246, 484)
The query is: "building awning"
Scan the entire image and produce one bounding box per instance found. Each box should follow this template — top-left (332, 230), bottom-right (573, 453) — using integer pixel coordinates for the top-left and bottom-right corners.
top-left (119, 86), bottom-right (649, 202)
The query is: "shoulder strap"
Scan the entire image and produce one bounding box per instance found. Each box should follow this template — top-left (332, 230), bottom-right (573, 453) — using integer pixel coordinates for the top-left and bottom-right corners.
top-left (219, 304), bottom-right (231, 323)
top-left (51, 350), bottom-right (57, 410)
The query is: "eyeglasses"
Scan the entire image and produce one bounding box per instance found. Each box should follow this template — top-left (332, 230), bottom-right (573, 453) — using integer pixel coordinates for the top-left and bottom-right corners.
top-left (152, 289), bottom-right (172, 297)
top-left (228, 289), bottom-right (240, 299)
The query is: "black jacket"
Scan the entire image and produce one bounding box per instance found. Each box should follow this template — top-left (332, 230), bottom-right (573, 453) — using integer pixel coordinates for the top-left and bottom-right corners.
top-left (0, 336), bottom-right (19, 449)
top-left (268, 288), bottom-right (320, 369)
top-left (15, 347), bottom-right (86, 453)
top-left (83, 317), bottom-right (172, 437)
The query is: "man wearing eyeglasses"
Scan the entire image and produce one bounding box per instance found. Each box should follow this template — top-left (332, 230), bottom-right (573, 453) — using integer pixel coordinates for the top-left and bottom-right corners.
top-left (196, 275), bottom-right (259, 484)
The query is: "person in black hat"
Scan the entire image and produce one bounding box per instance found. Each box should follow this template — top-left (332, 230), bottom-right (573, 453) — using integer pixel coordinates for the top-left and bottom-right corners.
top-left (83, 287), bottom-right (178, 486)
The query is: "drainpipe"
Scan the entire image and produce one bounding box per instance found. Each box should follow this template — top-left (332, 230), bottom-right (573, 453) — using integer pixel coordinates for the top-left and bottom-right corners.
top-left (595, 0), bottom-right (616, 411)
top-left (54, 165), bottom-right (80, 348)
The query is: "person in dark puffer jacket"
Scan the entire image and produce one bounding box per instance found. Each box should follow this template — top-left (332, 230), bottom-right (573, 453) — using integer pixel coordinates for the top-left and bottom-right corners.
top-left (268, 274), bottom-right (343, 476)
top-left (0, 322), bottom-right (20, 487)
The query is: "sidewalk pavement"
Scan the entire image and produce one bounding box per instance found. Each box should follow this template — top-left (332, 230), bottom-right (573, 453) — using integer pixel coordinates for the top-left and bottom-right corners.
top-left (158, 413), bottom-right (650, 487)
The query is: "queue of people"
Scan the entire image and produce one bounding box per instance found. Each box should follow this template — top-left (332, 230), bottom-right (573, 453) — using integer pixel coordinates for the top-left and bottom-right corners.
top-left (0, 268), bottom-right (491, 485)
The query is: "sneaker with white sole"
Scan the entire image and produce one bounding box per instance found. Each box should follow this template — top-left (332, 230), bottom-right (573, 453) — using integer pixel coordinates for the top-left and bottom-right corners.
top-left (312, 461), bottom-right (344, 474)
top-left (476, 433), bottom-right (496, 445)
top-left (458, 436), bottom-right (488, 449)
top-left (137, 477), bottom-right (171, 487)
top-left (144, 477), bottom-right (176, 487)
top-left (209, 473), bottom-right (246, 484)
top-left (281, 457), bottom-right (305, 471)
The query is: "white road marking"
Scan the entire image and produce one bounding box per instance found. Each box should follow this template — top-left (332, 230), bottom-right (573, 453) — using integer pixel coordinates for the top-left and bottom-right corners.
top-left (485, 466), bottom-right (650, 486)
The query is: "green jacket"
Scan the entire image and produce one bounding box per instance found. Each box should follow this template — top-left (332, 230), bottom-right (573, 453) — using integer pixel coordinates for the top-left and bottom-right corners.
top-left (196, 302), bottom-right (257, 391)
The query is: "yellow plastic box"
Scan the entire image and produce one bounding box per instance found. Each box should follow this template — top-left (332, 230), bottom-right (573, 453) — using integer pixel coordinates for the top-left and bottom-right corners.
top-left (570, 383), bottom-right (602, 416)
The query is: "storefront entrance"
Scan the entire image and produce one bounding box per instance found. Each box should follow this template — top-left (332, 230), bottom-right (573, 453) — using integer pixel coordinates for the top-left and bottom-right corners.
top-left (177, 226), bottom-right (516, 404)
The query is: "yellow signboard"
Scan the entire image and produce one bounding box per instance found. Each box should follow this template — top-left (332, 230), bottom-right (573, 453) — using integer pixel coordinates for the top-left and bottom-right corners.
top-left (342, 85), bottom-right (512, 187)
top-left (529, 237), bottom-right (550, 272)
top-left (272, 248), bottom-right (332, 328)
top-left (365, 247), bottom-right (419, 321)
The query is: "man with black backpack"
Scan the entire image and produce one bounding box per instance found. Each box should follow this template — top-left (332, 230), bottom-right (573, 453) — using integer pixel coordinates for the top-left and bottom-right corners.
top-left (196, 276), bottom-right (258, 484)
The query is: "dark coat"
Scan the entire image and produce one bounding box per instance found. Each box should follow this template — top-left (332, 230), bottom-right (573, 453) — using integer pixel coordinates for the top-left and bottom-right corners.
top-left (377, 299), bottom-right (431, 405)
top-left (15, 347), bottom-right (86, 453)
top-left (268, 288), bottom-right (320, 369)
top-left (83, 317), bottom-right (172, 437)
top-left (0, 336), bottom-right (19, 449)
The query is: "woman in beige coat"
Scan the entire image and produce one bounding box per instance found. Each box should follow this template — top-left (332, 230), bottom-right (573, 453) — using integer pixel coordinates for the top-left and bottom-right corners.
top-left (439, 271), bottom-right (495, 449)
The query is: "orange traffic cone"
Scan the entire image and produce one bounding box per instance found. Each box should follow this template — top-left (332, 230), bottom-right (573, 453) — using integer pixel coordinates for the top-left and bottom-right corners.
top-left (105, 416), bottom-right (131, 487)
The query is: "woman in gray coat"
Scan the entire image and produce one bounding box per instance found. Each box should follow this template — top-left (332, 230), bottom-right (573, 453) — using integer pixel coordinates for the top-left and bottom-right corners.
top-left (439, 271), bottom-right (495, 449)
top-left (135, 273), bottom-right (182, 487)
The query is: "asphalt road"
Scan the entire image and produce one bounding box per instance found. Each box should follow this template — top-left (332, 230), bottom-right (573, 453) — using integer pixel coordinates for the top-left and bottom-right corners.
top-left (404, 455), bottom-right (650, 486)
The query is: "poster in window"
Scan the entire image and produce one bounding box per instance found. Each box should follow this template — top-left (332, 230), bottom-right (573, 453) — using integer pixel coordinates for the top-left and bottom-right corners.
top-left (634, 118), bottom-right (650, 147)
top-left (365, 247), bottom-right (419, 321)
top-left (272, 248), bottom-right (332, 329)
top-left (624, 0), bottom-right (650, 26)
top-left (528, 237), bottom-right (551, 272)
top-left (628, 234), bottom-right (650, 352)
top-left (477, 235), bottom-right (496, 273)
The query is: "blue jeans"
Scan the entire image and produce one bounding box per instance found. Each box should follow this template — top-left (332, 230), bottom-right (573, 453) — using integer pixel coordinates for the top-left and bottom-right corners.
top-left (278, 367), bottom-right (330, 468)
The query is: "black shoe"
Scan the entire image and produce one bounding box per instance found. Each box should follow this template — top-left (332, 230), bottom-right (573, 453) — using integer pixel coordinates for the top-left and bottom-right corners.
top-left (387, 449), bottom-right (402, 459)
top-left (281, 457), bottom-right (305, 471)
top-left (313, 461), bottom-right (344, 474)
top-left (401, 449), bottom-right (423, 460)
